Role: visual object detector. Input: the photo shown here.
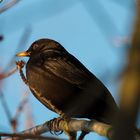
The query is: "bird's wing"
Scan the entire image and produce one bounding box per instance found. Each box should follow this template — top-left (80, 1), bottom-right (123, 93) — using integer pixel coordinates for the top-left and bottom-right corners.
top-left (41, 51), bottom-right (94, 88)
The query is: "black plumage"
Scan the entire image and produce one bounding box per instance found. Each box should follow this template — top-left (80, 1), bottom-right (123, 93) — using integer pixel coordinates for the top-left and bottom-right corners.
top-left (16, 38), bottom-right (118, 124)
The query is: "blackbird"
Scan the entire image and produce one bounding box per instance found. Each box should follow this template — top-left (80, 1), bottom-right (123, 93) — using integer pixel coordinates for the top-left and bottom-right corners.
top-left (16, 38), bottom-right (118, 138)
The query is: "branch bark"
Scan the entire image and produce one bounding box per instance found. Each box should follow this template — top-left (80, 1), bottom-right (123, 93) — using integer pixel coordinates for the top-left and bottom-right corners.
top-left (113, 1), bottom-right (140, 140)
top-left (0, 132), bottom-right (60, 140)
top-left (0, 67), bottom-right (17, 80)
top-left (0, 0), bottom-right (20, 14)
top-left (1, 119), bottom-right (112, 140)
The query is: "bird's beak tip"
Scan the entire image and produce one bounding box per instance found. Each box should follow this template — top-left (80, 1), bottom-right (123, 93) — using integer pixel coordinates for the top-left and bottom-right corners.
top-left (16, 51), bottom-right (30, 57)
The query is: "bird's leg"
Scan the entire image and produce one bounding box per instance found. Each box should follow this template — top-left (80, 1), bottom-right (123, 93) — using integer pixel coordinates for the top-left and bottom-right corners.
top-left (65, 131), bottom-right (77, 140)
top-left (63, 116), bottom-right (77, 140)
top-left (78, 131), bottom-right (89, 140)
top-left (47, 117), bottom-right (77, 140)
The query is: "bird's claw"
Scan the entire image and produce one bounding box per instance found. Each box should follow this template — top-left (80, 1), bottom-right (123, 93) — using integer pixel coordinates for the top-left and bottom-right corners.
top-left (47, 117), bottom-right (64, 135)
top-left (16, 60), bottom-right (25, 70)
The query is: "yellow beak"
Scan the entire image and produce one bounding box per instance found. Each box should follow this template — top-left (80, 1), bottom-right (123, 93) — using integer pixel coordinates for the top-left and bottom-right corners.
top-left (16, 51), bottom-right (31, 57)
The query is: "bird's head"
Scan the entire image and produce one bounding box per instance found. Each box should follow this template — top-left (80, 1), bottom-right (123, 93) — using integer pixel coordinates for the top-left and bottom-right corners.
top-left (16, 38), bottom-right (65, 57)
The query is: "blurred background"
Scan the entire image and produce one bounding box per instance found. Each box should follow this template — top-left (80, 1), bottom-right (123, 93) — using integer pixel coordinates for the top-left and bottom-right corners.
top-left (0, 0), bottom-right (139, 139)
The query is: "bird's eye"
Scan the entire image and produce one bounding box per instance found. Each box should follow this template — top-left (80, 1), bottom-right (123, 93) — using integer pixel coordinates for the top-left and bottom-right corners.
top-left (33, 44), bottom-right (39, 50)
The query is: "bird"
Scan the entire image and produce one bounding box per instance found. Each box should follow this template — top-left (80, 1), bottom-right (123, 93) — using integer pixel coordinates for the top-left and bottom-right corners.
top-left (16, 38), bottom-right (118, 139)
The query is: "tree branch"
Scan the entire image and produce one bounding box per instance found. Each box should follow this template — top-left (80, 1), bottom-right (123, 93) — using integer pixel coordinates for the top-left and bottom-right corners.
top-left (0, 67), bottom-right (17, 80)
top-left (0, 132), bottom-right (60, 140)
top-left (3, 118), bottom-right (140, 140)
top-left (0, 0), bottom-right (20, 14)
top-left (113, 0), bottom-right (140, 140)
top-left (1, 119), bottom-right (112, 140)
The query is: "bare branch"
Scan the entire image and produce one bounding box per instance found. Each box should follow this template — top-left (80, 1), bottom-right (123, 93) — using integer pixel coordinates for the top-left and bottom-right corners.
top-left (0, 67), bottom-right (17, 80)
top-left (24, 101), bottom-right (34, 129)
top-left (3, 26), bottom-right (31, 72)
top-left (0, 132), bottom-right (60, 140)
top-left (0, 0), bottom-right (20, 14)
top-left (8, 119), bottom-right (112, 139)
top-left (0, 90), bottom-right (13, 130)
top-left (113, 1), bottom-right (140, 140)
top-left (13, 92), bottom-right (29, 121)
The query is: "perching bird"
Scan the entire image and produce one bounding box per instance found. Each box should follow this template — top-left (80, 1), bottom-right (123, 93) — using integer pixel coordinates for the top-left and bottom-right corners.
top-left (16, 39), bottom-right (118, 139)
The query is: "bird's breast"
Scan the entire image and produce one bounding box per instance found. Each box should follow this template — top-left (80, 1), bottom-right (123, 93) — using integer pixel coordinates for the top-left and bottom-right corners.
top-left (26, 61), bottom-right (81, 112)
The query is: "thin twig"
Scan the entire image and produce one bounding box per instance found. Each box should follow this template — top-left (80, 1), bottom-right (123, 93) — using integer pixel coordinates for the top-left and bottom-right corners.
top-left (13, 92), bottom-right (29, 121)
top-left (10, 92), bottom-right (29, 132)
top-left (3, 26), bottom-right (31, 72)
top-left (24, 101), bottom-right (34, 129)
top-left (0, 90), bottom-right (12, 129)
top-left (0, 0), bottom-right (20, 14)
top-left (0, 67), bottom-right (17, 80)
top-left (0, 132), bottom-right (60, 140)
